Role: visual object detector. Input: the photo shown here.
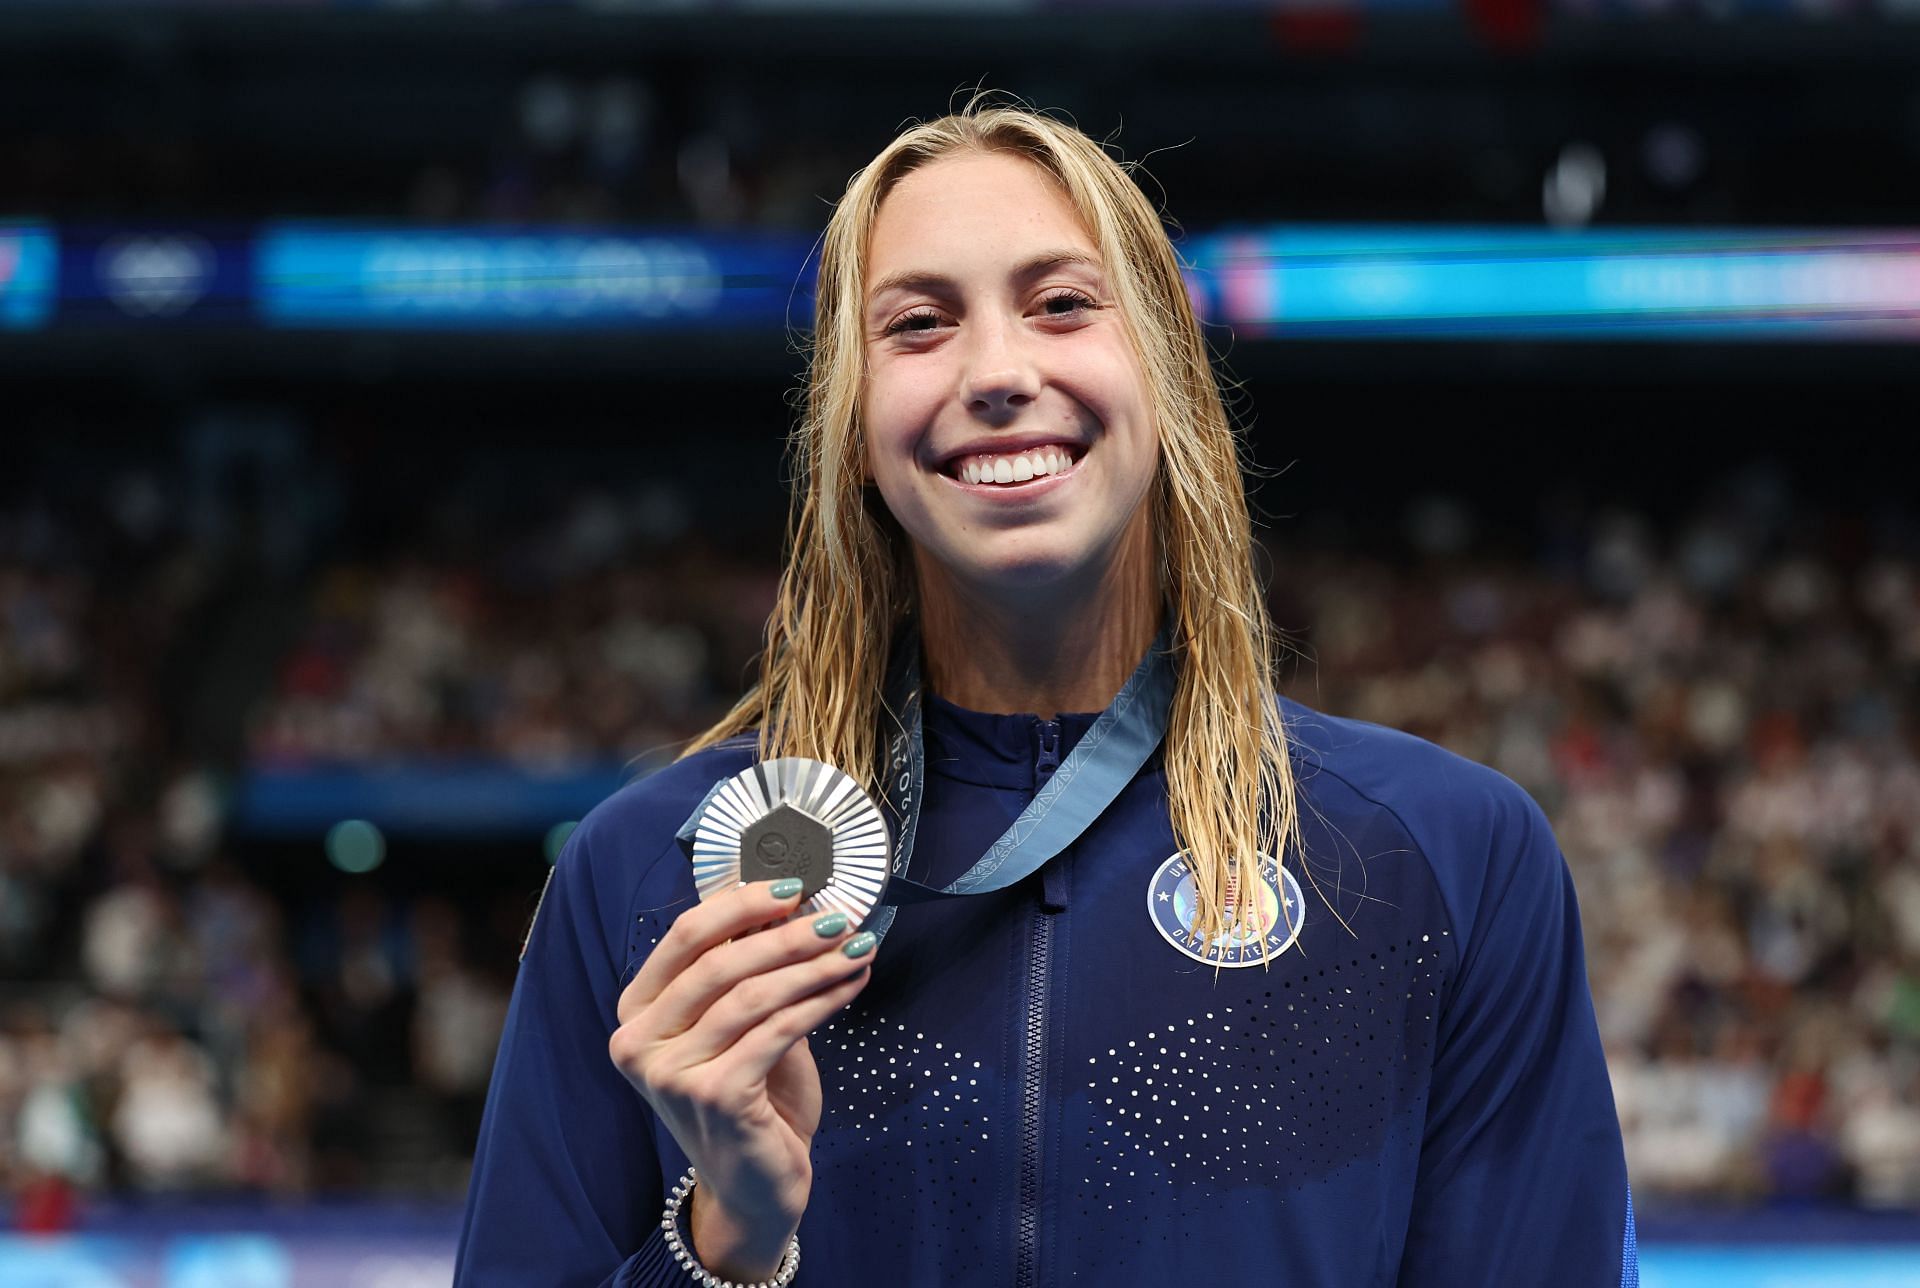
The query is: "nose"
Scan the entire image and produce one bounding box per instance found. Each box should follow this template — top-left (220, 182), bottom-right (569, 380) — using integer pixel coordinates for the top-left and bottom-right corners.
top-left (960, 316), bottom-right (1041, 420)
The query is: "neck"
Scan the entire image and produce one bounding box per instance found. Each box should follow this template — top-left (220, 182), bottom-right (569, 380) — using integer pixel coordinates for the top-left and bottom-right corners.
top-left (914, 518), bottom-right (1159, 719)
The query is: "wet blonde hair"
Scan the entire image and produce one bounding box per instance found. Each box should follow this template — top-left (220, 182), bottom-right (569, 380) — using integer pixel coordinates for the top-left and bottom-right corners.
top-left (685, 94), bottom-right (1301, 954)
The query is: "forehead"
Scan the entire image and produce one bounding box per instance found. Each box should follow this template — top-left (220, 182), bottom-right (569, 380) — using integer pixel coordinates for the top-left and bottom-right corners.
top-left (866, 151), bottom-right (1096, 275)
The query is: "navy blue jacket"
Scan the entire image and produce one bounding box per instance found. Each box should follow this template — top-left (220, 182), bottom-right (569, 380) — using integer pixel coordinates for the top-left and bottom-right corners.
top-left (456, 695), bottom-right (1638, 1286)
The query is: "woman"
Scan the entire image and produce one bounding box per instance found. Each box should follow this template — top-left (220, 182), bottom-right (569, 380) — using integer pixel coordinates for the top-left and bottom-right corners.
top-left (456, 99), bottom-right (1636, 1287)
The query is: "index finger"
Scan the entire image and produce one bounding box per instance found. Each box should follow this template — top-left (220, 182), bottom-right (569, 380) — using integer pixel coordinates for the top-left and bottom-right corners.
top-left (618, 880), bottom-right (805, 1022)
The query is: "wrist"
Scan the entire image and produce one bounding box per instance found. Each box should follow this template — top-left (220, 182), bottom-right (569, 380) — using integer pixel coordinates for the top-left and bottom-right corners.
top-left (687, 1180), bottom-right (799, 1282)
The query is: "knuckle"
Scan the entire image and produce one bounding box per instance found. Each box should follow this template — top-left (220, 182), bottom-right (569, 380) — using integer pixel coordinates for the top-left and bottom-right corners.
top-left (730, 974), bottom-right (775, 1017)
top-left (658, 907), bottom-right (706, 951)
top-left (705, 935), bottom-right (749, 976)
top-left (664, 892), bottom-right (735, 945)
top-left (764, 1009), bottom-right (808, 1043)
top-left (608, 1026), bottom-right (647, 1076)
top-left (684, 944), bottom-right (736, 997)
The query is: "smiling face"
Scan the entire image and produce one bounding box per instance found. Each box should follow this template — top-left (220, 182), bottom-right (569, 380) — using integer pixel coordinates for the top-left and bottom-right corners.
top-left (862, 151), bottom-right (1160, 605)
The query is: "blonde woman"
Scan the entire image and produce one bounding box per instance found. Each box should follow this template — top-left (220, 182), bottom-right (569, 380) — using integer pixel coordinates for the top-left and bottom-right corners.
top-left (456, 100), bottom-right (1636, 1288)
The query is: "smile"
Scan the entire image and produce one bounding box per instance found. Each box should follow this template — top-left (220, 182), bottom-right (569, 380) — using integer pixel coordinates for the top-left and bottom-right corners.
top-left (941, 443), bottom-right (1085, 488)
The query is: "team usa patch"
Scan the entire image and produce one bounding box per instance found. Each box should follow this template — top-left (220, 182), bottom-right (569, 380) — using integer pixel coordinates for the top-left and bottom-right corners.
top-left (1147, 851), bottom-right (1305, 967)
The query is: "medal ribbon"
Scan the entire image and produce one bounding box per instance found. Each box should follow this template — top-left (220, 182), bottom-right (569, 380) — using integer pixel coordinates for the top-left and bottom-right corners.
top-left (862, 622), bottom-right (1174, 943)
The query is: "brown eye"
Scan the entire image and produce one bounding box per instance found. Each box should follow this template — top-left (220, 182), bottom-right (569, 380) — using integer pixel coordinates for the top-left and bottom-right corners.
top-left (1038, 290), bottom-right (1097, 318)
top-left (885, 309), bottom-right (943, 336)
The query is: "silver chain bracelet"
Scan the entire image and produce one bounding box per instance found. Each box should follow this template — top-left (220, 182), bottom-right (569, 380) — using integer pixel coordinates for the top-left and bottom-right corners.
top-left (660, 1166), bottom-right (801, 1288)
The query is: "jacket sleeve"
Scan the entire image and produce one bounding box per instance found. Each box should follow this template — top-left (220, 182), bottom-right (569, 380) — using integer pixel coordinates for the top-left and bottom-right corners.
top-left (1397, 782), bottom-right (1639, 1288)
top-left (454, 806), bottom-right (698, 1288)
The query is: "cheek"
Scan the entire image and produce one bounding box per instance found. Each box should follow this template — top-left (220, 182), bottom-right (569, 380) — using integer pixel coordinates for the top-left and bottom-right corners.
top-left (862, 416), bottom-right (908, 494)
top-left (858, 418), bottom-right (916, 521)
top-left (863, 367), bottom-right (938, 480)
top-left (859, 374), bottom-right (895, 482)
top-left (1071, 336), bottom-right (1150, 423)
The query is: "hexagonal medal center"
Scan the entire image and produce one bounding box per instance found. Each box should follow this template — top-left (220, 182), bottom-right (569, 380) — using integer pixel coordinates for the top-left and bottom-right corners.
top-left (739, 803), bottom-right (833, 897)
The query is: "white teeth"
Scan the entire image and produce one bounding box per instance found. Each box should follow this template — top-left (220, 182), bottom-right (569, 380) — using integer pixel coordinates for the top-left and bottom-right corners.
top-left (953, 447), bottom-right (1076, 485)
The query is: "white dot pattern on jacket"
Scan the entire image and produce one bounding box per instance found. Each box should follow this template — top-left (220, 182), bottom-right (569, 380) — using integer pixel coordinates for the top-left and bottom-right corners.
top-left (1080, 932), bottom-right (1447, 1215)
top-left (812, 1008), bottom-right (996, 1271)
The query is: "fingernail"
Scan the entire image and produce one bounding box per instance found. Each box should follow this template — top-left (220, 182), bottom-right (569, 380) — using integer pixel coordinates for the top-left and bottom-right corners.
top-left (812, 912), bottom-right (849, 937)
top-left (841, 932), bottom-right (876, 959)
top-left (770, 879), bottom-right (804, 899)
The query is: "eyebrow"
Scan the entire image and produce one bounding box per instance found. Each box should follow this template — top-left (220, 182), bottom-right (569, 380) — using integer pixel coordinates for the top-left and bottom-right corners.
top-left (865, 249), bottom-right (1104, 313)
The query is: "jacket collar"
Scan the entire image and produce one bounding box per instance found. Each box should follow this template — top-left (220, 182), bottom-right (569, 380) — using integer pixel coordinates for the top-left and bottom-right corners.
top-left (921, 692), bottom-right (1100, 791)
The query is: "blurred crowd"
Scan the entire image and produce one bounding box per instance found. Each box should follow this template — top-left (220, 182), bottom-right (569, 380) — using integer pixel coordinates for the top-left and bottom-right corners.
top-left (1272, 477), bottom-right (1920, 1206)
top-left (248, 474), bottom-right (778, 769)
top-left (0, 478), bottom-right (526, 1217)
top-left (4, 456), bottom-right (1918, 1215)
top-left (0, 483), bottom-right (243, 1212)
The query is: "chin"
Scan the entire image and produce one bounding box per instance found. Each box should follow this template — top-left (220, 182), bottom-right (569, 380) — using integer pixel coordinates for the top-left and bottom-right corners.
top-left (951, 536), bottom-right (1108, 594)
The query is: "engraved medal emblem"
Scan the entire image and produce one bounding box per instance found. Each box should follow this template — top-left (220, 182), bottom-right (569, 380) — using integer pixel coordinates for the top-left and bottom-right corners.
top-left (691, 758), bottom-right (892, 925)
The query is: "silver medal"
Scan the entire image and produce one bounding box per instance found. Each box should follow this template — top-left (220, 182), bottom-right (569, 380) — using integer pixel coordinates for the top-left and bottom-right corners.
top-left (690, 758), bottom-right (892, 924)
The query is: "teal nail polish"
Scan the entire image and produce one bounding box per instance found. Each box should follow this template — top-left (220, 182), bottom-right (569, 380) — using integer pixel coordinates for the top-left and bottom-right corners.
top-left (770, 879), bottom-right (804, 899)
top-left (841, 932), bottom-right (876, 959)
top-left (812, 912), bottom-right (849, 937)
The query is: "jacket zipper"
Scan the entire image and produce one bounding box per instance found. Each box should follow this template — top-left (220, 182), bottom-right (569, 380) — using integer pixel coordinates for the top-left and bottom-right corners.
top-left (1034, 721), bottom-right (1061, 779)
top-left (1015, 720), bottom-right (1061, 1288)
top-left (1014, 908), bottom-right (1052, 1288)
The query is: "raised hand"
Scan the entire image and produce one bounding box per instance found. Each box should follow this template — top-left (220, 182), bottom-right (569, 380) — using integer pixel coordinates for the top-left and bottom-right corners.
top-left (609, 879), bottom-right (875, 1280)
